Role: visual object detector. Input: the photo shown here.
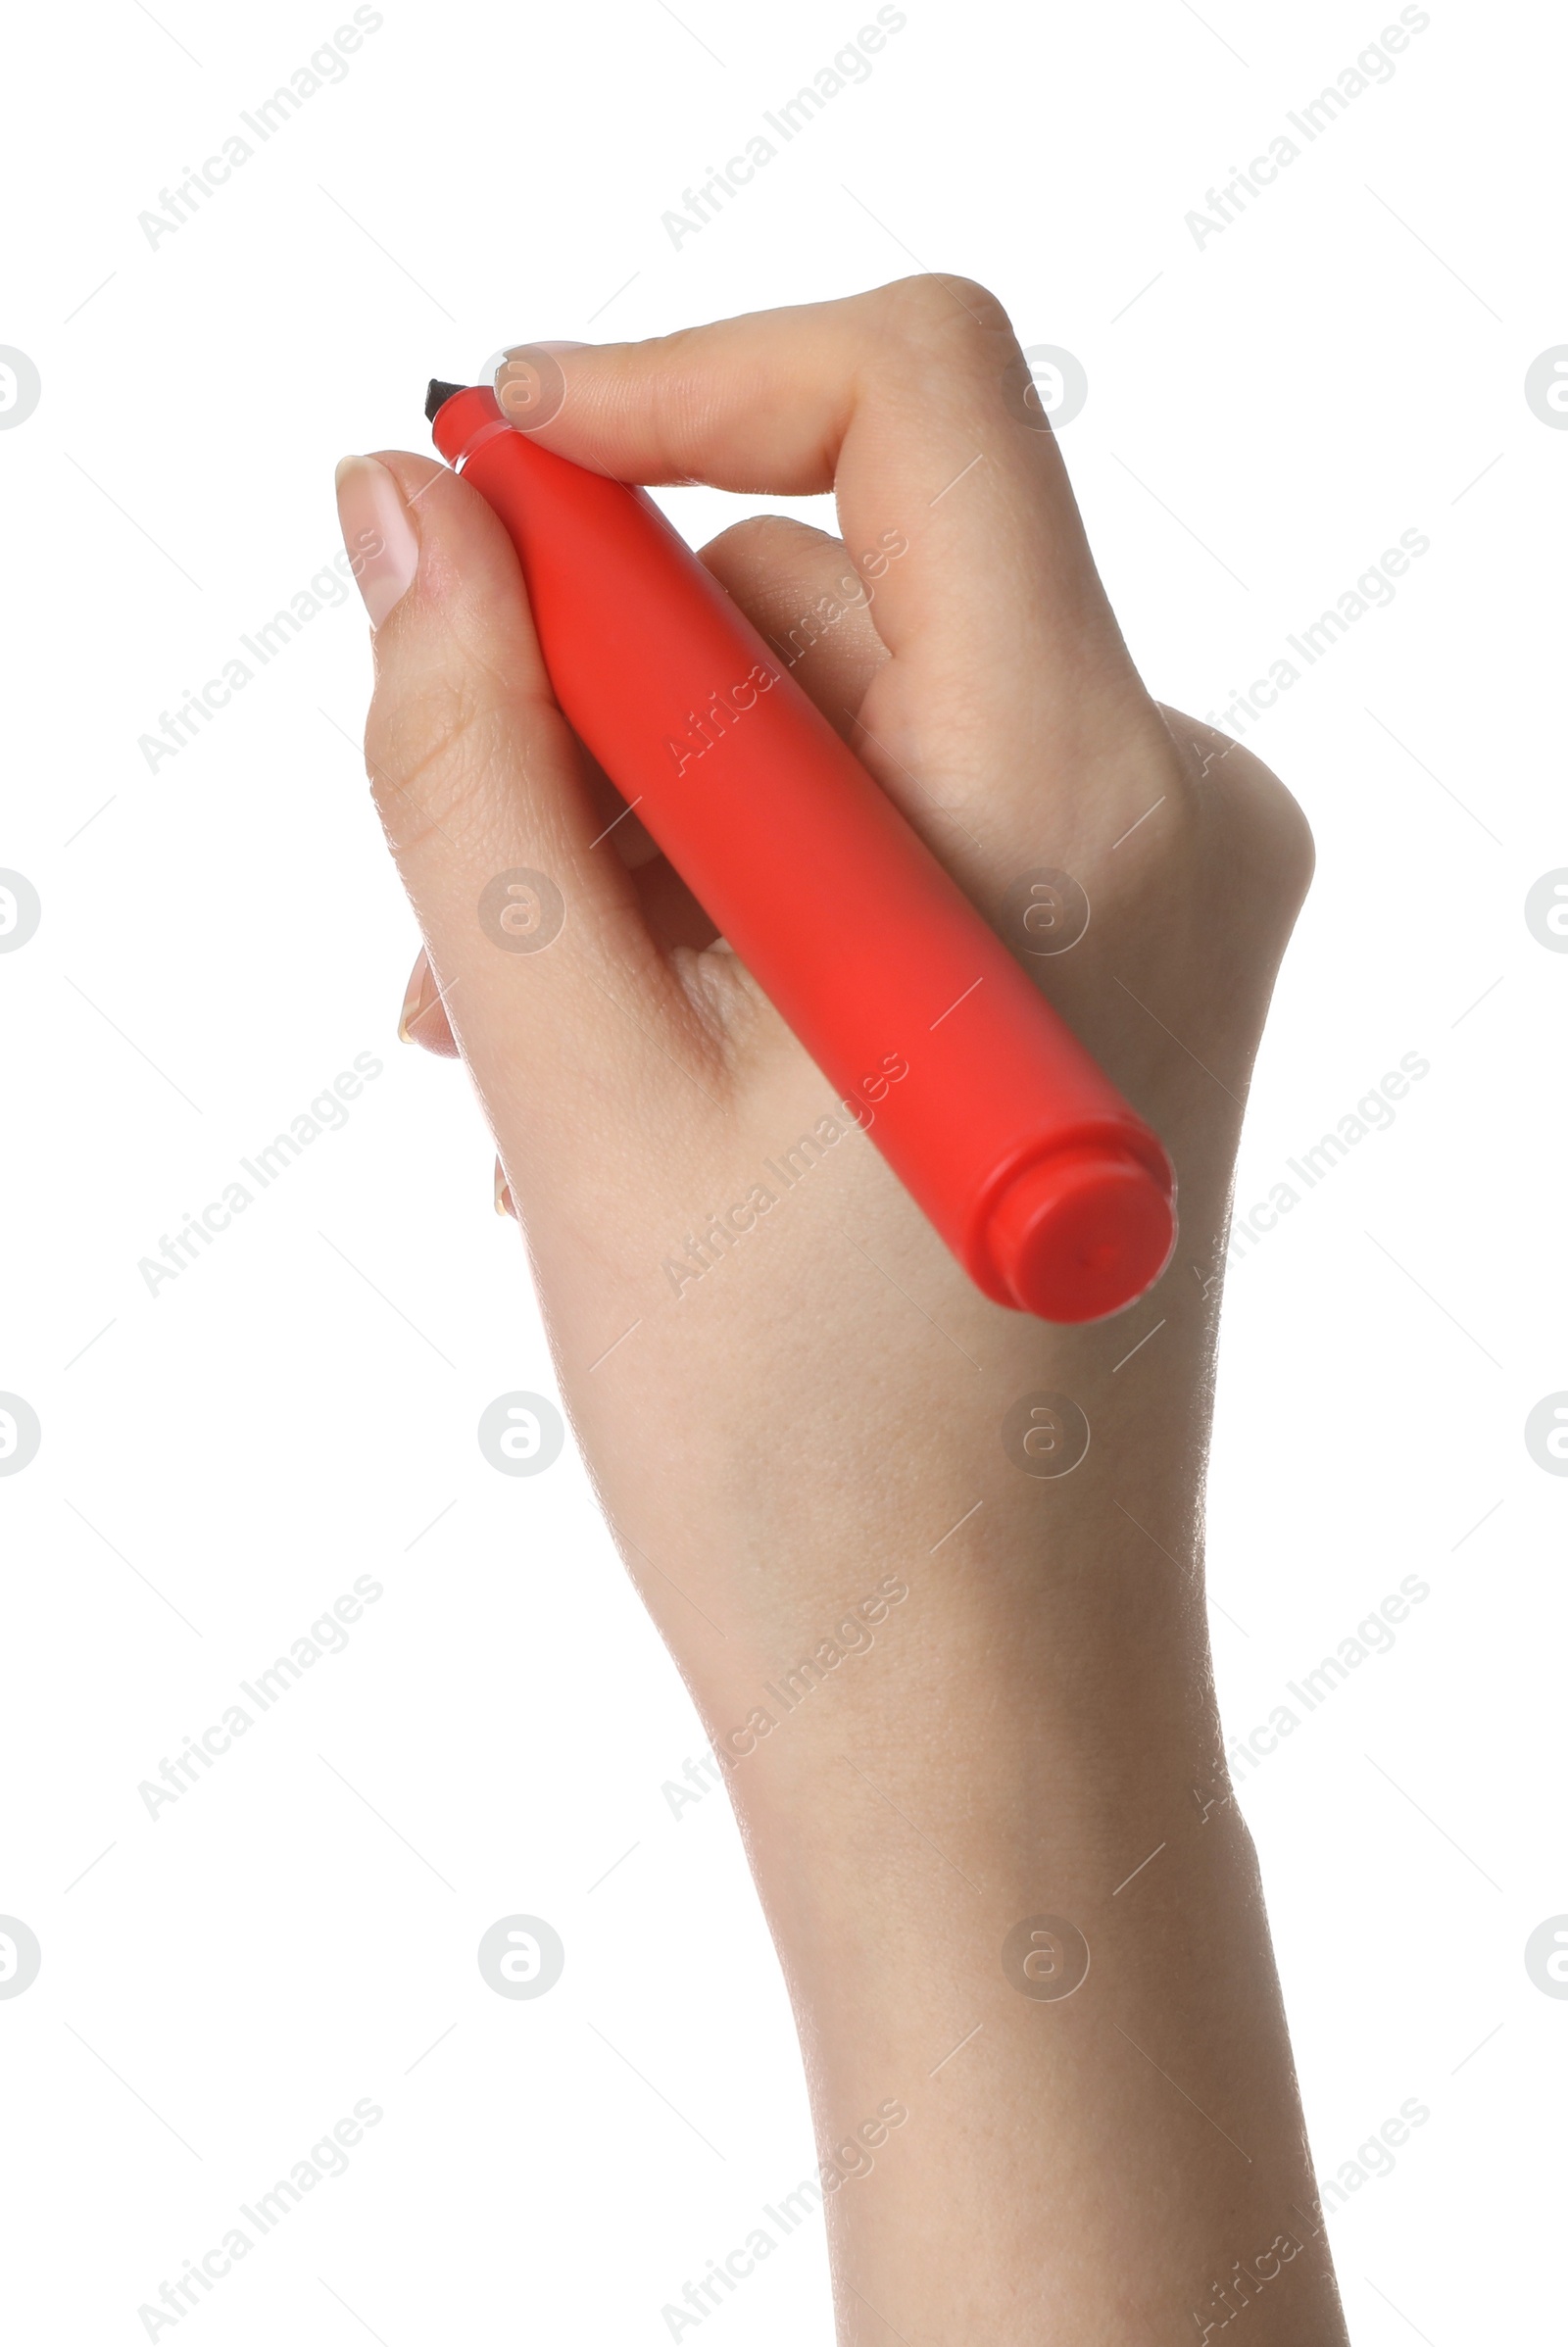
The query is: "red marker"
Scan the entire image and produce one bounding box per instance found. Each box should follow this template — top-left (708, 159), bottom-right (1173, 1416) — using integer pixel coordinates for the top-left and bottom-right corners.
top-left (427, 376), bottom-right (1176, 1323)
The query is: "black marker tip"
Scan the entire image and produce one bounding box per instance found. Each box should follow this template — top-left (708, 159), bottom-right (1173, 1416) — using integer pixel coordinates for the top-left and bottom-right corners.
top-left (424, 378), bottom-right (467, 422)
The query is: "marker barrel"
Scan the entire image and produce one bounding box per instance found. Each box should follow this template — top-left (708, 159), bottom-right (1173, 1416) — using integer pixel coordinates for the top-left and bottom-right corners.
top-left (431, 386), bottom-right (1175, 1322)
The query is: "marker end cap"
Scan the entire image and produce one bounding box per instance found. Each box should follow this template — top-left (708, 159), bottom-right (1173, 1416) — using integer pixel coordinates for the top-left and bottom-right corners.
top-left (990, 1150), bottom-right (1176, 1324)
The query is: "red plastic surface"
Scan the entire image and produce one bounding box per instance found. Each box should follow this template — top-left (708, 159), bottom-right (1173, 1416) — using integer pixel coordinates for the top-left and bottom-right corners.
top-left (431, 386), bottom-right (1176, 1322)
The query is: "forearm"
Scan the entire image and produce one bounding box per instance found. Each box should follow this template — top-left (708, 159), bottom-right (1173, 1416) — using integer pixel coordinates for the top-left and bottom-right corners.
top-left (708, 1558), bottom-right (1345, 2342)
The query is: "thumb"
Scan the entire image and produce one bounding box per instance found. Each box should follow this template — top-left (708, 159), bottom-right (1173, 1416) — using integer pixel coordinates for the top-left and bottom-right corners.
top-left (335, 449), bottom-right (728, 1210)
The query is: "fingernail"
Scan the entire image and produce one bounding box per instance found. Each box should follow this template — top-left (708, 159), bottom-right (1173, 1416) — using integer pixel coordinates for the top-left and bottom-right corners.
top-left (399, 950), bottom-right (460, 1055)
top-left (335, 454), bottom-right (418, 628)
top-left (494, 1157), bottom-right (516, 1218)
top-left (398, 952), bottom-right (433, 1045)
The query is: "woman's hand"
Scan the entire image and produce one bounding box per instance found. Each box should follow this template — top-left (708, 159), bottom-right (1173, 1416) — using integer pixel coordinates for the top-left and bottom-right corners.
top-left (339, 276), bottom-right (1343, 2344)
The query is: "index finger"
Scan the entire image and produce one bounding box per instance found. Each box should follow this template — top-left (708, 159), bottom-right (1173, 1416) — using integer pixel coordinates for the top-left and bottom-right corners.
top-left (490, 278), bottom-right (1155, 851)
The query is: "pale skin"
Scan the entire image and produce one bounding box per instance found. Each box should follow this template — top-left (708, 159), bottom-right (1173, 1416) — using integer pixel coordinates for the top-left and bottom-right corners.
top-left (337, 276), bottom-right (1348, 2342)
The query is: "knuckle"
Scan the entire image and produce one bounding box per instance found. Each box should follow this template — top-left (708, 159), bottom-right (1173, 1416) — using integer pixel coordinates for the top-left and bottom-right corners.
top-left (876, 272), bottom-right (1016, 364)
top-left (618, 322), bottom-right (721, 479)
top-left (363, 678), bottom-right (511, 860)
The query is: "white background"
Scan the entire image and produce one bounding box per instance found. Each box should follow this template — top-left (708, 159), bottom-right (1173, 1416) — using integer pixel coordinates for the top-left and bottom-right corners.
top-left (2, 0), bottom-right (1563, 2337)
